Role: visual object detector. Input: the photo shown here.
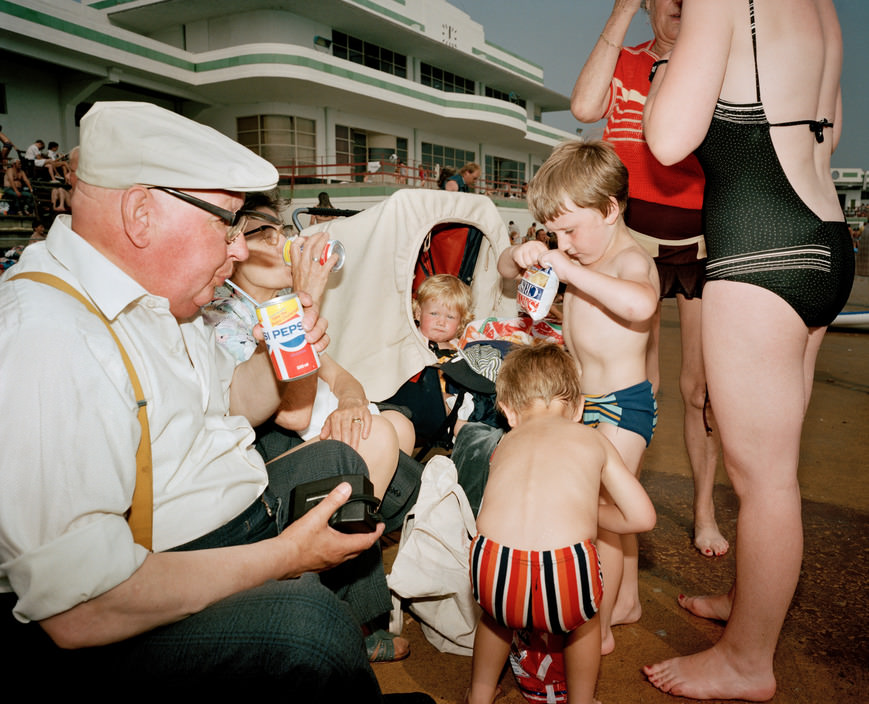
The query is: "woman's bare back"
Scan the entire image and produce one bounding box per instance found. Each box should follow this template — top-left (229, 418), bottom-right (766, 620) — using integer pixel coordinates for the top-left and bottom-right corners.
top-left (720, 0), bottom-right (842, 220)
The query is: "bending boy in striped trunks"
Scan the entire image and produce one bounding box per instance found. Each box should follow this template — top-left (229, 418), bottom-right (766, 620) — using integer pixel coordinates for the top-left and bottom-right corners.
top-left (466, 343), bottom-right (655, 704)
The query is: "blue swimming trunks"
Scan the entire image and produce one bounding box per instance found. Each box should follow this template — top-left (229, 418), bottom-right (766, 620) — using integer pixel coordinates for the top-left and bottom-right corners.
top-left (582, 380), bottom-right (657, 447)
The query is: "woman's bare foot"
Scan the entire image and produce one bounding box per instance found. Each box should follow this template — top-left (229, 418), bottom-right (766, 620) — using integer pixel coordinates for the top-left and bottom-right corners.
top-left (644, 645), bottom-right (776, 701)
top-left (694, 519), bottom-right (729, 557)
top-left (678, 592), bottom-right (732, 621)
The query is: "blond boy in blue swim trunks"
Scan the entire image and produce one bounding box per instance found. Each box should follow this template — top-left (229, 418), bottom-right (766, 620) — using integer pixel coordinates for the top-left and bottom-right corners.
top-left (466, 343), bottom-right (656, 704)
top-left (498, 140), bottom-right (660, 656)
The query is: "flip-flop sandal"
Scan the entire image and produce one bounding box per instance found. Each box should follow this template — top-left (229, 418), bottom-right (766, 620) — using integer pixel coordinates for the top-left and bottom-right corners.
top-left (365, 629), bottom-right (409, 662)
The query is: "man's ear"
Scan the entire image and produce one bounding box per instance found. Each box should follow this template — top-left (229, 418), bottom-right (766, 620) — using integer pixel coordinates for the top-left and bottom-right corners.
top-left (121, 186), bottom-right (152, 249)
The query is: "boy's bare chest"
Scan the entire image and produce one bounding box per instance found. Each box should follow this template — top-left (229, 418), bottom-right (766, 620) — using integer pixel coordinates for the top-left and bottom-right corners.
top-left (562, 291), bottom-right (648, 373)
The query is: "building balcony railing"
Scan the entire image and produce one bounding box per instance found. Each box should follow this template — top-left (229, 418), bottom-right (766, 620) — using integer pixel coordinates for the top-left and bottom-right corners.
top-left (274, 159), bottom-right (526, 201)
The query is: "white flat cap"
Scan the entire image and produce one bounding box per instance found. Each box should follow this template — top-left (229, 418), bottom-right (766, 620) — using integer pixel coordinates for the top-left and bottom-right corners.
top-left (77, 101), bottom-right (278, 191)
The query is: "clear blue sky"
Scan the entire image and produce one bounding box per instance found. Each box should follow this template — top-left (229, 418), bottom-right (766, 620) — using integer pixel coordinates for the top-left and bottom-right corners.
top-left (449, 0), bottom-right (869, 169)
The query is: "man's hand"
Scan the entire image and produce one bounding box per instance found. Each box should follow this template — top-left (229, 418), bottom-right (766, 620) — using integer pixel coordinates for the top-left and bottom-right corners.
top-left (38, 481), bottom-right (384, 649)
top-left (274, 481), bottom-right (384, 578)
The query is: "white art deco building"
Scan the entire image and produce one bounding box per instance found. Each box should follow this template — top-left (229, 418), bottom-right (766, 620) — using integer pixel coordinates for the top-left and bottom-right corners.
top-left (0, 0), bottom-right (575, 211)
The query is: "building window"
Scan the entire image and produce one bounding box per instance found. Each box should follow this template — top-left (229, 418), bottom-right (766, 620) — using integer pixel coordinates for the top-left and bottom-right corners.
top-left (421, 142), bottom-right (475, 172)
top-left (237, 115), bottom-right (316, 171)
top-left (332, 31), bottom-right (407, 78)
top-left (485, 155), bottom-right (525, 195)
top-left (420, 63), bottom-right (474, 95)
top-left (336, 124), bottom-right (368, 181)
top-left (484, 86), bottom-right (526, 110)
top-left (0, 84), bottom-right (6, 114)
top-left (337, 125), bottom-right (407, 182)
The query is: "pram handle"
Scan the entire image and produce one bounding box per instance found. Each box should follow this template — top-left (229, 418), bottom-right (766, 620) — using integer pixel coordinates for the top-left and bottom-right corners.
top-left (292, 206), bottom-right (360, 232)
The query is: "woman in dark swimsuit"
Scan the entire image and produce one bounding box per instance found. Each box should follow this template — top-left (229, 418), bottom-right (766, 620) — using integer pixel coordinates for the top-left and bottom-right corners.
top-left (642, 1), bottom-right (851, 700)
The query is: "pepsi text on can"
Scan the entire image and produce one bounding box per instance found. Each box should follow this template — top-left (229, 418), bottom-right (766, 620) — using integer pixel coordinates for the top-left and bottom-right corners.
top-left (255, 293), bottom-right (320, 381)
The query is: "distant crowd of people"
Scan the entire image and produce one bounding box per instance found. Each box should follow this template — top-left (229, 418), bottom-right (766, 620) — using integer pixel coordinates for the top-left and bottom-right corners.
top-left (1, 127), bottom-right (77, 220)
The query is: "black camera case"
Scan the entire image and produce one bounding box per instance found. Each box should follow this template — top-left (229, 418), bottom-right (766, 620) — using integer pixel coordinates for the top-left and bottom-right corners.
top-left (289, 475), bottom-right (381, 533)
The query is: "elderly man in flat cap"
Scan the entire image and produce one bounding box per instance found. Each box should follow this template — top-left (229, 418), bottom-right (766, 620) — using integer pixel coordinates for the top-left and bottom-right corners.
top-left (0, 102), bottom-right (424, 701)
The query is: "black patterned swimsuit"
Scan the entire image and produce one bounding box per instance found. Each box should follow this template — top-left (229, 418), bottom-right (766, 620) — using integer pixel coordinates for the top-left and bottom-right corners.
top-left (694, 0), bottom-right (854, 327)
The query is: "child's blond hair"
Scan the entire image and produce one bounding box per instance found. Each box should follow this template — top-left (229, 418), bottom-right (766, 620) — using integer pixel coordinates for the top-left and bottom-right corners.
top-left (527, 139), bottom-right (629, 225)
top-left (496, 342), bottom-right (583, 416)
top-left (413, 274), bottom-right (473, 329)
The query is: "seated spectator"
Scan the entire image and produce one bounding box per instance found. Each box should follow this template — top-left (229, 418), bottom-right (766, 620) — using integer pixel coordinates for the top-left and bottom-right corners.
top-left (383, 274), bottom-right (478, 450)
top-left (1, 244), bottom-right (24, 269)
top-left (413, 273), bottom-right (472, 354)
top-left (4, 244), bottom-right (23, 260)
top-left (414, 274), bottom-right (476, 431)
top-left (436, 165), bottom-right (456, 190)
top-left (203, 190), bottom-right (417, 498)
top-left (0, 125), bottom-right (15, 167)
top-left (51, 184), bottom-right (71, 213)
top-left (28, 221), bottom-right (46, 244)
top-left (443, 162), bottom-right (481, 193)
top-left (23, 139), bottom-right (46, 174)
top-left (0, 100), bottom-right (431, 696)
top-left (23, 139), bottom-right (67, 182)
top-left (45, 142), bottom-right (71, 182)
top-left (3, 159), bottom-right (33, 215)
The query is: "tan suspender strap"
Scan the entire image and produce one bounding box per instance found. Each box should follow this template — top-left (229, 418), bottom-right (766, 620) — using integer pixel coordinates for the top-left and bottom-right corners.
top-left (10, 272), bottom-right (153, 550)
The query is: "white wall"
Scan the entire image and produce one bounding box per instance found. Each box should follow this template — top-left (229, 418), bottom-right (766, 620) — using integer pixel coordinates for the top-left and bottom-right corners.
top-left (188, 10), bottom-right (326, 52)
top-left (1, 60), bottom-right (70, 155)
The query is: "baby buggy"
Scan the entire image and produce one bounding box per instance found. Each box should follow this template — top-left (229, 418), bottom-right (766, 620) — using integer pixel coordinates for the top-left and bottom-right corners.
top-left (300, 189), bottom-right (520, 457)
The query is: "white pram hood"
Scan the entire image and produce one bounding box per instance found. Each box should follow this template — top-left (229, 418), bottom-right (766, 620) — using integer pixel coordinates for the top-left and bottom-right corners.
top-left (302, 189), bottom-right (514, 402)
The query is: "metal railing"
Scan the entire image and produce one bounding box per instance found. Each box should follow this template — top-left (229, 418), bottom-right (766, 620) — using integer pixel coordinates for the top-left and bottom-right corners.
top-left (272, 159), bottom-right (526, 199)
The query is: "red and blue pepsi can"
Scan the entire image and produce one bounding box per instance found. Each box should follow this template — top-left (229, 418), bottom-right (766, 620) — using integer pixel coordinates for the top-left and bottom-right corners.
top-left (255, 293), bottom-right (320, 381)
top-left (283, 237), bottom-right (345, 271)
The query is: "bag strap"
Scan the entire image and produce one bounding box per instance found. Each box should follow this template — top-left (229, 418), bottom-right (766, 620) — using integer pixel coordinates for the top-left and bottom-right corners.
top-left (10, 272), bottom-right (153, 550)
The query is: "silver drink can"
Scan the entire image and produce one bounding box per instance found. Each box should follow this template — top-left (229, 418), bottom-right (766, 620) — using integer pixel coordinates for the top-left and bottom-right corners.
top-left (283, 237), bottom-right (345, 271)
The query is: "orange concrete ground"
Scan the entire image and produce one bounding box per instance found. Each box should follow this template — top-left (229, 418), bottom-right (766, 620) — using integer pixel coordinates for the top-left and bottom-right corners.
top-left (375, 278), bottom-right (869, 704)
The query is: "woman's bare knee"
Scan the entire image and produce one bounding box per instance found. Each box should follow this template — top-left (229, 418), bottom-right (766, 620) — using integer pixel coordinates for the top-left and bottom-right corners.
top-left (356, 416), bottom-right (399, 498)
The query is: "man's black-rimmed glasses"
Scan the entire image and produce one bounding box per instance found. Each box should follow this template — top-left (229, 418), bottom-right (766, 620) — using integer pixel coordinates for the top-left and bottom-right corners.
top-left (148, 186), bottom-right (249, 244)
